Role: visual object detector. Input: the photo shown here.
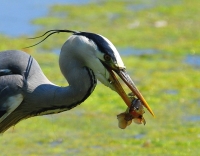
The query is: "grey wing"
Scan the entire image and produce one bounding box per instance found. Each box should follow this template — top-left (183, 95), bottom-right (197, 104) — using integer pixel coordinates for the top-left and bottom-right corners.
top-left (0, 50), bottom-right (34, 123)
top-left (0, 71), bottom-right (24, 123)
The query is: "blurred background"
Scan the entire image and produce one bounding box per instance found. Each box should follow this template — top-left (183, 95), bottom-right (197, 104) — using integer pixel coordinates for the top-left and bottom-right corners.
top-left (0, 0), bottom-right (199, 155)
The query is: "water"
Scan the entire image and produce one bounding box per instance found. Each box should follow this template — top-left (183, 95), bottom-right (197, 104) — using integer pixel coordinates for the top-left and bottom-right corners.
top-left (185, 55), bottom-right (200, 67)
top-left (185, 116), bottom-right (200, 121)
top-left (164, 89), bottom-right (178, 95)
top-left (118, 47), bottom-right (158, 56)
top-left (0, 0), bottom-right (89, 37)
top-left (127, 0), bottom-right (182, 12)
top-left (127, 3), bottom-right (153, 11)
top-left (49, 139), bottom-right (63, 147)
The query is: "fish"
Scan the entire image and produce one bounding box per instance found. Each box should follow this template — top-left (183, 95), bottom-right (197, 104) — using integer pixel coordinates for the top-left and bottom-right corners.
top-left (117, 93), bottom-right (146, 129)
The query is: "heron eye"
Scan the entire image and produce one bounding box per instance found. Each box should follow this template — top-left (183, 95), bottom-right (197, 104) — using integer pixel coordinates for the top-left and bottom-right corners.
top-left (104, 54), bottom-right (111, 61)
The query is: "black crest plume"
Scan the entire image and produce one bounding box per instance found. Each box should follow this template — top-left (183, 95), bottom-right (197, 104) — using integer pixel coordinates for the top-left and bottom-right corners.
top-left (24, 29), bottom-right (79, 48)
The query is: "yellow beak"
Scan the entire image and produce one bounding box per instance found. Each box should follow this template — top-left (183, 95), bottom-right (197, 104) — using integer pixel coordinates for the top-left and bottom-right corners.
top-left (107, 67), bottom-right (155, 117)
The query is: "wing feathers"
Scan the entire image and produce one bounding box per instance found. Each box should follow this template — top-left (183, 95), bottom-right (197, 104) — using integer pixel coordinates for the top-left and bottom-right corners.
top-left (0, 94), bottom-right (23, 123)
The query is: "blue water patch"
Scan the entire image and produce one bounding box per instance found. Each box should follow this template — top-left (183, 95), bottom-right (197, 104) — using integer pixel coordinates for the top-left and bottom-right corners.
top-left (118, 47), bottom-right (158, 56)
top-left (185, 116), bottom-right (200, 121)
top-left (0, 0), bottom-right (90, 37)
top-left (127, 4), bottom-right (153, 11)
top-left (164, 89), bottom-right (179, 95)
top-left (185, 55), bottom-right (200, 67)
top-left (127, 0), bottom-right (183, 12)
top-left (49, 139), bottom-right (63, 147)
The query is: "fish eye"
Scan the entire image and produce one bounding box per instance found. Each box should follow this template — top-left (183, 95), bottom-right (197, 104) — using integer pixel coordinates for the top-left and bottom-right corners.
top-left (133, 106), bottom-right (139, 111)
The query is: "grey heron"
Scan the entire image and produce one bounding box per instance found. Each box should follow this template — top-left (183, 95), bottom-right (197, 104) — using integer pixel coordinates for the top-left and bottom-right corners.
top-left (0, 30), bottom-right (154, 133)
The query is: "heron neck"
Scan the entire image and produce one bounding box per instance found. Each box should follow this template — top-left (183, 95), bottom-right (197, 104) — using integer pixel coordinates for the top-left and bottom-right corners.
top-left (33, 66), bottom-right (97, 116)
top-left (54, 66), bottom-right (96, 110)
top-left (34, 41), bottom-right (97, 115)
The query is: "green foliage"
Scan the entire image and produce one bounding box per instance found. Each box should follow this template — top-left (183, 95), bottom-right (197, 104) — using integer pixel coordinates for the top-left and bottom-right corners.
top-left (0, 0), bottom-right (200, 155)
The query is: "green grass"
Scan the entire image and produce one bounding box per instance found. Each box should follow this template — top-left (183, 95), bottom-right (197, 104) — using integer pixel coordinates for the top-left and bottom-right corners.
top-left (0, 0), bottom-right (200, 155)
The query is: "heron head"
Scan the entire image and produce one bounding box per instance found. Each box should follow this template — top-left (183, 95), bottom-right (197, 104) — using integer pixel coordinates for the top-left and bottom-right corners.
top-left (74, 32), bottom-right (154, 117)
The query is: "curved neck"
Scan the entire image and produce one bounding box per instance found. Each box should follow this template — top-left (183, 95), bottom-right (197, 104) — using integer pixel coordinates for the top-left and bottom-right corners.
top-left (31, 48), bottom-right (97, 116)
top-left (32, 67), bottom-right (96, 116)
top-left (54, 66), bottom-right (97, 110)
